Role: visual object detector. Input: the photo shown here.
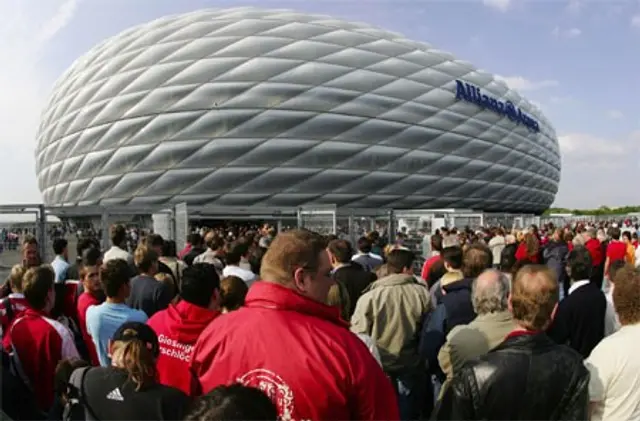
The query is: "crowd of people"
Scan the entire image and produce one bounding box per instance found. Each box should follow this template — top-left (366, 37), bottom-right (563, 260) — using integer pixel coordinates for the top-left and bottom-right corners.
top-left (0, 219), bottom-right (639, 420)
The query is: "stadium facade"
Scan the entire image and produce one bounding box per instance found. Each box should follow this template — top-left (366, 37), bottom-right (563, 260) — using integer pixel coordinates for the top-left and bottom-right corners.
top-left (35, 8), bottom-right (561, 214)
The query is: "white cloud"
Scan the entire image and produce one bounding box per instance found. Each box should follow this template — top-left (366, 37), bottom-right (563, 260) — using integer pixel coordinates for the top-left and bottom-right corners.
top-left (483, 0), bottom-right (511, 12)
top-left (495, 75), bottom-right (559, 92)
top-left (553, 131), bottom-right (639, 208)
top-left (0, 1), bottom-right (79, 204)
top-left (631, 14), bottom-right (640, 27)
top-left (552, 26), bottom-right (582, 38)
top-left (607, 109), bottom-right (624, 120)
top-left (566, 0), bottom-right (582, 15)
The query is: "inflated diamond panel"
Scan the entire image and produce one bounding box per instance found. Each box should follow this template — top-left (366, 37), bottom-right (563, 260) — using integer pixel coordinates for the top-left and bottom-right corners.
top-left (35, 7), bottom-right (560, 213)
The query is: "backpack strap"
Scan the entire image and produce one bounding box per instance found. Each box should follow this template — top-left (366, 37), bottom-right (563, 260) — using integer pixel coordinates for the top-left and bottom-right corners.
top-left (67, 366), bottom-right (98, 421)
top-left (1, 297), bottom-right (14, 322)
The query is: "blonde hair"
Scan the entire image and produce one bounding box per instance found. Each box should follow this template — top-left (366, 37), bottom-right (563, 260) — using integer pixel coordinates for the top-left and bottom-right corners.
top-left (134, 245), bottom-right (158, 272)
top-left (111, 332), bottom-right (157, 391)
top-left (9, 264), bottom-right (26, 293)
top-left (326, 281), bottom-right (350, 321)
top-left (154, 272), bottom-right (176, 297)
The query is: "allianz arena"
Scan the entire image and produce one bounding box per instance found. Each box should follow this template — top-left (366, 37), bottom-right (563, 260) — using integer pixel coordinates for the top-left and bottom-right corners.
top-left (35, 8), bottom-right (561, 214)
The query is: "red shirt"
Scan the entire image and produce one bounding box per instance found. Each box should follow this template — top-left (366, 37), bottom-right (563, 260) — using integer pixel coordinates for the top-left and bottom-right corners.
top-left (10, 308), bottom-right (79, 411)
top-left (1, 293), bottom-right (29, 351)
top-left (607, 241), bottom-right (627, 263)
top-left (421, 255), bottom-right (441, 281)
top-left (77, 292), bottom-right (101, 366)
top-left (585, 239), bottom-right (603, 267)
top-left (515, 243), bottom-right (539, 263)
top-left (567, 242), bottom-right (574, 252)
top-left (191, 282), bottom-right (399, 421)
top-left (147, 300), bottom-right (219, 395)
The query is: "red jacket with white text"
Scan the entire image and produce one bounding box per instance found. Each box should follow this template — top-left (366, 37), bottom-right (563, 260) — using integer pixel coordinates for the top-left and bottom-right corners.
top-left (191, 282), bottom-right (399, 421)
top-left (147, 299), bottom-right (219, 395)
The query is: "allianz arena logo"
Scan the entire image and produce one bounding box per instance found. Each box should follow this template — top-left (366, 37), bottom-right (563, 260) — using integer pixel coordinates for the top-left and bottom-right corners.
top-left (455, 80), bottom-right (540, 133)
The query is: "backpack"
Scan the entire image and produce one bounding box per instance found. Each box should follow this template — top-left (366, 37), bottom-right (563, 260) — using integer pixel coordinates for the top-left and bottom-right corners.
top-left (64, 366), bottom-right (97, 421)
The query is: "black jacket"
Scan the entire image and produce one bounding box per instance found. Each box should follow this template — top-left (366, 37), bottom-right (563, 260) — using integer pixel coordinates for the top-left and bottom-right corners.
top-left (332, 262), bottom-right (376, 318)
top-left (543, 240), bottom-right (569, 293)
top-left (433, 333), bottom-right (589, 420)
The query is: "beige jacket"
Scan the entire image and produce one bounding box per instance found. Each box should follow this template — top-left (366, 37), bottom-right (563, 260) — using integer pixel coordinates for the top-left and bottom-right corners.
top-left (351, 273), bottom-right (431, 374)
top-left (438, 311), bottom-right (515, 383)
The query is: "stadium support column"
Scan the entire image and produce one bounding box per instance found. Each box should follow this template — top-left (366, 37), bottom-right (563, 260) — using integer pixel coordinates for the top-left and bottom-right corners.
top-left (37, 205), bottom-right (47, 261)
top-left (388, 209), bottom-right (395, 244)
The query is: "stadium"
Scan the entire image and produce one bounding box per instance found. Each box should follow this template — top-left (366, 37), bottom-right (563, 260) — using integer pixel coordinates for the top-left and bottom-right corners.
top-left (34, 7), bottom-right (561, 215)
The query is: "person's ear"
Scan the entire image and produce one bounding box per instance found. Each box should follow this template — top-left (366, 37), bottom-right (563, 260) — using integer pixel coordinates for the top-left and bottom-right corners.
top-left (507, 293), bottom-right (513, 313)
top-left (107, 340), bottom-right (114, 358)
top-left (550, 302), bottom-right (558, 322)
top-left (293, 267), bottom-right (307, 293)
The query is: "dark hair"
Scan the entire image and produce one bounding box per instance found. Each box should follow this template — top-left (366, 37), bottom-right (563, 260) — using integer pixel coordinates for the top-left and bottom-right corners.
top-left (386, 249), bottom-right (415, 274)
top-left (184, 384), bottom-right (278, 421)
top-left (249, 247), bottom-right (265, 275)
top-left (110, 225), bottom-right (127, 247)
top-left (610, 227), bottom-right (621, 240)
top-left (441, 246), bottom-right (463, 270)
top-left (181, 263), bottom-right (220, 308)
top-left (462, 244), bottom-right (492, 278)
top-left (100, 259), bottom-right (131, 298)
top-left (52, 238), bottom-right (68, 255)
top-left (622, 231), bottom-right (632, 242)
top-left (76, 237), bottom-right (96, 260)
top-left (188, 233), bottom-right (203, 247)
top-left (426, 259), bottom-right (447, 288)
top-left (205, 234), bottom-right (225, 251)
top-left (327, 239), bottom-right (354, 264)
top-left (220, 276), bottom-right (248, 312)
top-left (146, 234), bottom-right (164, 248)
top-left (134, 246), bottom-right (158, 272)
top-left (22, 265), bottom-right (55, 310)
top-left (55, 358), bottom-right (89, 397)
top-left (567, 246), bottom-right (592, 281)
top-left (357, 236), bottom-right (372, 254)
top-left (161, 240), bottom-right (177, 258)
top-left (431, 234), bottom-right (443, 253)
top-left (610, 259), bottom-right (627, 284)
top-left (226, 241), bottom-right (250, 266)
top-left (82, 247), bottom-right (102, 267)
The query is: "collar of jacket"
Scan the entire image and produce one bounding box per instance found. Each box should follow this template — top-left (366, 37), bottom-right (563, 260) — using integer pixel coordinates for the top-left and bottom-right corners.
top-left (497, 331), bottom-right (551, 351)
top-left (443, 277), bottom-right (474, 293)
top-left (172, 299), bottom-right (220, 322)
top-left (368, 273), bottom-right (419, 290)
top-left (475, 311), bottom-right (513, 324)
top-left (245, 281), bottom-right (348, 328)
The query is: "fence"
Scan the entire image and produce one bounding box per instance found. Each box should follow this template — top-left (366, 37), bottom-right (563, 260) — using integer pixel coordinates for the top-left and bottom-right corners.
top-left (2, 203), bottom-right (638, 278)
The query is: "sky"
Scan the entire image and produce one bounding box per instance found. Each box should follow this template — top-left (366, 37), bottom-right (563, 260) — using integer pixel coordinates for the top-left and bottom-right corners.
top-left (1, 0), bottom-right (639, 210)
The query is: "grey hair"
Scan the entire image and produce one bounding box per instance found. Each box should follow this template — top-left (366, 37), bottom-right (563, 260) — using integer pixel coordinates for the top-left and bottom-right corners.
top-left (472, 269), bottom-right (510, 314)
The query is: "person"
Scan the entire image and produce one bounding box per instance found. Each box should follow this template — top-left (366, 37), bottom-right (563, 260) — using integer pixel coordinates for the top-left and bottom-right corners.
top-left (437, 269), bottom-right (515, 390)
top-left (586, 265), bottom-right (640, 420)
top-left (51, 238), bottom-right (70, 283)
top-left (9, 265), bottom-right (80, 412)
top-left (327, 239), bottom-right (376, 318)
top-left (147, 264), bottom-right (221, 395)
top-left (191, 229), bottom-right (398, 420)
top-left (219, 275), bottom-right (249, 313)
top-left (0, 264), bottom-right (28, 345)
top-left (221, 241), bottom-right (257, 286)
top-left (351, 248), bottom-right (431, 420)
top-left (352, 236), bottom-right (383, 272)
top-left (127, 245), bottom-right (173, 317)
top-left (543, 228), bottom-right (569, 299)
top-left (547, 246), bottom-right (608, 357)
top-left (86, 259), bottom-right (148, 366)
top-left (433, 265), bottom-right (589, 420)
top-left (67, 322), bottom-right (190, 420)
top-left (103, 225), bottom-right (133, 265)
top-left (184, 384), bottom-right (278, 421)
top-left (76, 264), bottom-right (103, 366)
top-left (193, 232), bottom-right (225, 275)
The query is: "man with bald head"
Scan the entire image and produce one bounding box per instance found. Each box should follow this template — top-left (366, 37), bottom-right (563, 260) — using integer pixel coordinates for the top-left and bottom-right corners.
top-left (438, 269), bottom-right (515, 389)
top-left (433, 265), bottom-right (589, 420)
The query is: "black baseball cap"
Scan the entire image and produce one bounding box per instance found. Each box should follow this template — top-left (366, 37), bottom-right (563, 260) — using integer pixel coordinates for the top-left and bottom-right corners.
top-left (112, 321), bottom-right (160, 358)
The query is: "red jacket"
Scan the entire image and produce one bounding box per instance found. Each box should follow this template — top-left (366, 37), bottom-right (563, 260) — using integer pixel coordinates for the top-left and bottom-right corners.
top-left (147, 300), bottom-right (219, 395)
top-left (77, 292), bottom-right (101, 366)
top-left (10, 308), bottom-right (79, 411)
top-left (191, 282), bottom-right (399, 421)
top-left (1, 293), bottom-right (29, 351)
top-left (585, 238), bottom-right (603, 267)
top-left (421, 255), bottom-right (441, 281)
top-left (515, 242), bottom-right (539, 263)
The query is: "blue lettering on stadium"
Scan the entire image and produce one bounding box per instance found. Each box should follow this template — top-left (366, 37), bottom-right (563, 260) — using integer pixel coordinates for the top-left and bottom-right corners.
top-left (455, 80), bottom-right (540, 133)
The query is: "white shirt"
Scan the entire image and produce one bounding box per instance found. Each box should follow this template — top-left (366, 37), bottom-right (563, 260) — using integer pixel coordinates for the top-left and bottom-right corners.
top-left (222, 265), bottom-right (257, 287)
top-left (586, 324), bottom-right (640, 421)
top-left (103, 246), bottom-right (132, 264)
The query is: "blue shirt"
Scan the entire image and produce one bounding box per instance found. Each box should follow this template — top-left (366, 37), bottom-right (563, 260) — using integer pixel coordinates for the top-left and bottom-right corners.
top-left (86, 302), bottom-right (148, 366)
top-left (51, 255), bottom-right (70, 283)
